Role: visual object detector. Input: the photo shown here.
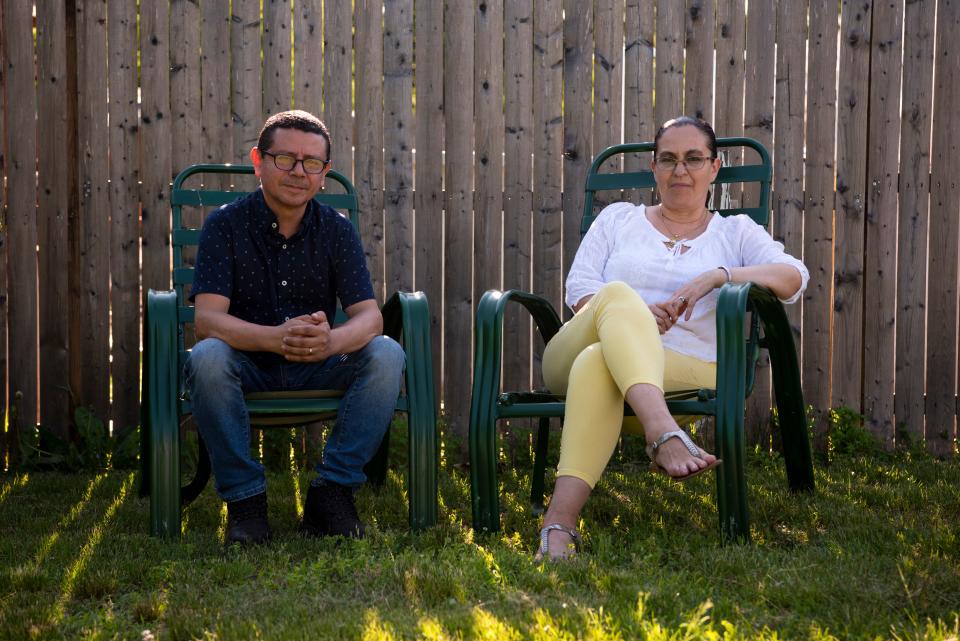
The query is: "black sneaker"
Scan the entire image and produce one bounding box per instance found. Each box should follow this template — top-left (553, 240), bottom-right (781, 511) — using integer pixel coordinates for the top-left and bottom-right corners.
top-left (298, 481), bottom-right (365, 539)
top-left (225, 492), bottom-right (271, 545)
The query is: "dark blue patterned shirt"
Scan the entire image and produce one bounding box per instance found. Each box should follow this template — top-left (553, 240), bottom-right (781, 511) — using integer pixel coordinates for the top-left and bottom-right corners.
top-left (190, 188), bottom-right (374, 368)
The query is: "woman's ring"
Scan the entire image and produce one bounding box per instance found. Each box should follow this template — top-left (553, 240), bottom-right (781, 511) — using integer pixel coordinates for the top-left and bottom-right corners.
top-left (308, 347), bottom-right (313, 355)
top-left (678, 296), bottom-right (687, 304)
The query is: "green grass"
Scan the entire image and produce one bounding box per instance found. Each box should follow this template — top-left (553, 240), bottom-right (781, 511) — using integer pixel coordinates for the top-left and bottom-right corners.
top-left (1, 440), bottom-right (959, 640)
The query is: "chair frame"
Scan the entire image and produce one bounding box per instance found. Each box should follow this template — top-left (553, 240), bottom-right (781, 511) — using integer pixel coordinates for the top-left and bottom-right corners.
top-left (469, 138), bottom-right (814, 542)
top-left (139, 164), bottom-right (438, 537)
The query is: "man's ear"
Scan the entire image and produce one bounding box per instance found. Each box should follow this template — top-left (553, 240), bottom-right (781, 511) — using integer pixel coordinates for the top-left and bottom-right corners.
top-left (250, 146), bottom-right (263, 178)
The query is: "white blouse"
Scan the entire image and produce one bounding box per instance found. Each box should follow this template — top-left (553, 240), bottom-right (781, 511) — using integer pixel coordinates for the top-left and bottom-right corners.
top-left (565, 202), bottom-right (809, 362)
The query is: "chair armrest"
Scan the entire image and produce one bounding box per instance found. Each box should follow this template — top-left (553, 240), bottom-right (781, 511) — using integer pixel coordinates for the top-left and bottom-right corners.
top-left (472, 289), bottom-right (563, 408)
top-left (382, 291), bottom-right (436, 411)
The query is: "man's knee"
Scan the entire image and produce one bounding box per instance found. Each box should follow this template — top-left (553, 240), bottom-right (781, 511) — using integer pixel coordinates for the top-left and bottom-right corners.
top-left (185, 338), bottom-right (238, 385)
top-left (362, 336), bottom-right (406, 378)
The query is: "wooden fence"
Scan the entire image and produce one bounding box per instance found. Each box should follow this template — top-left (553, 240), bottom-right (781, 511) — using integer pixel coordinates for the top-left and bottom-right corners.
top-left (1, 0), bottom-right (958, 466)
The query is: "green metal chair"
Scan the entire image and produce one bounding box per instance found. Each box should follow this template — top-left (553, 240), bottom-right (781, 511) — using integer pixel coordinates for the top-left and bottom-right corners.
top-left (139, 164), bottom-right (438, 537)
top-left (469, 138), bottom-right (814, 542)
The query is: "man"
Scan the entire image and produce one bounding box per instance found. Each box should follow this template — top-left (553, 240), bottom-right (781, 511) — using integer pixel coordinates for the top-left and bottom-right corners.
top-left (185, 110), bottom-right (405, 544)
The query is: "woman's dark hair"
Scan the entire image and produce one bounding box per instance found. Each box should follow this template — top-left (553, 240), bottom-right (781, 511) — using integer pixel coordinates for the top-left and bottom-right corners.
top-left (257, 110), bottom-right (332, 160)
top-left (653, 116), bottom-right (718, 159)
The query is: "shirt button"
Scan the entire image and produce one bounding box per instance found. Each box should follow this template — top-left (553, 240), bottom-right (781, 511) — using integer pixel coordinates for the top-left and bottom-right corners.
top-left (281, 280), bottom-right (287, 286)
top-left (284, 316), bottom-right (290, 321)
top-left (282, 244), bottom-right (287, 249)
top-left (271, 222), bottom-right (277, 229)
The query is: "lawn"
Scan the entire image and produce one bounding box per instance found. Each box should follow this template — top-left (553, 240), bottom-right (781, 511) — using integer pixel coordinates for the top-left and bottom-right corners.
top-left (1, 433), bottom-right (959, 640)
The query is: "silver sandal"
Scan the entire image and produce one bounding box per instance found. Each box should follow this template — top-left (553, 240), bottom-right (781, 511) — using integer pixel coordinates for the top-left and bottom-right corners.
top-left (535, 523), bottom-right (582, 561)
top-left (645, 430), bottom-right (722, 481)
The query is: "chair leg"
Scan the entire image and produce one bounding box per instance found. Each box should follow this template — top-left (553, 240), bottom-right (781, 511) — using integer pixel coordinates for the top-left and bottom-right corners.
top-left (180, 434), bottom-right (212, 506)
top-left (406, 403), bottom-right (438, 531)
top-left (470, 398), bottom-right (501, 533)
top-left (715, 391), bottom-right (749, 542)
top-left (529, 417), bottom-right (551, 515)
top-left (145, 289), bottom-right (182, 538)
top-left (149, 394), bottom-right (181, 538)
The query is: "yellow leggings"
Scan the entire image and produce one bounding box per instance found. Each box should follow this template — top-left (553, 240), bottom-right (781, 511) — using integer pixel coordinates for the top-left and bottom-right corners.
top-left (542, 281), bottom-right (716, 488)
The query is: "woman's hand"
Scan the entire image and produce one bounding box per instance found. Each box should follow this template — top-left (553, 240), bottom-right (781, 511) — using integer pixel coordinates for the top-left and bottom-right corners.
top-left (648, 302), bottom-right (683, 334)
top-left (666, 268), bottom-right (726, 321)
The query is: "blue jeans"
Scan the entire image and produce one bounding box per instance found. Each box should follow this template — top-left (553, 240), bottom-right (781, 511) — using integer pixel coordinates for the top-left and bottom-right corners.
top-left (184, 336), bottom-right (405, 502)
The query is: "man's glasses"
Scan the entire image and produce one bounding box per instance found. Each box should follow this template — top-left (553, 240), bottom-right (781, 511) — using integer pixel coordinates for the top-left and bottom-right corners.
top-left (261, 150), bottom-right (329, 174)
top-left (654, 155), bottom-right (712, 173)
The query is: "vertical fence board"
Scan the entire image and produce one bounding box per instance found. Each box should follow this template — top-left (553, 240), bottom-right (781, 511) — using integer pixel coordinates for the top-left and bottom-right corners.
top-left (532, 0), bottom-right (563, 385)
top-left (324, 1), bottom-right (353, 180)
top-left (171, 0), bottom-right (201, 173)
top-left (295, 0), bottom-right (324, 114)
top-left (355, 0), bottom-right (385, 302)
top-left (594, 0), bottom-right (623, 180)
top-left (232, 0), bottom-right (262, 191)
top-left (503, 0), bottom-right (534, 392)
top-left (684, 0), bottom-right (714, 122)
top-left (264, 0), bottom-right (293, 118)
top-left (37, 1), bottom-right (72, 439)
top-left (896, 0), bottom-right (935, 446)
top-left (414, 0), bottom-right (443, 400)
top-left (926, 0), bottom-right (960, 456)
top-left (803, 0), bottom-right (838, 449)
top-left (108, 0), bottom-right (140, 434)
top-left (863, 0), bottom-right (902, 447)
top-left (742, 0), bottom-right (776, 444)
top-left (0, 0), bottom-right (7, 463)
top-left (443, 0), bottom-right (474, 435)
top-left (714, 0), bottom-right (744, 181)
top-left (76, 0), bottom-right (111, 425)
top-left (141, 1), bottom-right (172, 293)
top-left (654, 1), bottom-right (684, 125)
top-left (474, 0), bottom-right (504, 305)
top-left (562, 0), bottom-right (593, 285)
top-left (832, 0), bottom-right (871, 413)
top-left (623, 0), bottom-right (655, 204)
top-left (384, 0), bottom-right (414, 295)
top-left (4, 0), bottom-right (39, 457)
top-left (201, 0), bottom-right (232, 189)
top-left (773, 0), bottom-right (807, 390)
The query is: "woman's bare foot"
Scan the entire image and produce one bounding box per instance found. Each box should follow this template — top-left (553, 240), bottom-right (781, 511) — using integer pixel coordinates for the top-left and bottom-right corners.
top-left (651, 435), bottom-right (717, 478)
top-left (534, 523), bottom-right (581, 561)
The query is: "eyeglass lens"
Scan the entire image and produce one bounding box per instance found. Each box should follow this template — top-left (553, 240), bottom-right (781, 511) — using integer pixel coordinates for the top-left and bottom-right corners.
top-left (270, 153), bottom-right (327, 174)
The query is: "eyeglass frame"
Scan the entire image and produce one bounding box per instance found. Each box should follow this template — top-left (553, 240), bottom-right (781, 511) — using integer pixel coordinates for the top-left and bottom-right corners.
top-left (259, 149), bottom-right (331, 175)
top-left (652, 154), bottom-right (715, 173)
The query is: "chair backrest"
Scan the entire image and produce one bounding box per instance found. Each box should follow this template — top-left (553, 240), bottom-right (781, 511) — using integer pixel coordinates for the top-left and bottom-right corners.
top-left (169, 163), bottom-right (358, 368)
top-left (581, 137), bottom-right (772, 238)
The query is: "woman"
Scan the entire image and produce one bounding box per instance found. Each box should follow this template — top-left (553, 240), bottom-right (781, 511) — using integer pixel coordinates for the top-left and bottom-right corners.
top-left (536, 117), bottom-right (808, 560)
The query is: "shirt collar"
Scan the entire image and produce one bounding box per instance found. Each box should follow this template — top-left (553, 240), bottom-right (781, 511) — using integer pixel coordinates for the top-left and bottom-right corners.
top-left (251, 188), bottom-right (317, 240)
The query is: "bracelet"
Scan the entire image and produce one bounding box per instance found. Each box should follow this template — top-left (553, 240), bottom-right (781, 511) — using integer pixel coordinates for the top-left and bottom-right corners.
top-left (718, 265), bottom-right (733, 283)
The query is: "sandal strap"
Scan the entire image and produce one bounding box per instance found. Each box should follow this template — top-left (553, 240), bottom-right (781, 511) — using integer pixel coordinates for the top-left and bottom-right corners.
top-left (538, 523), bottom-right (582, 557)
top-left (645, 429), bottom-right (701, 461)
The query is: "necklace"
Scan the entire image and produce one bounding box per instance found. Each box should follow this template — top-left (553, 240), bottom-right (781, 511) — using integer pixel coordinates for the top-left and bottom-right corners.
top-left (658, 207), bottom-right (709, 250)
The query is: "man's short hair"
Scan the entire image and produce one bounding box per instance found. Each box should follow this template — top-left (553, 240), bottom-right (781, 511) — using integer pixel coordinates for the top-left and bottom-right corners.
top-left (257, 110), bottom-right (332, 160)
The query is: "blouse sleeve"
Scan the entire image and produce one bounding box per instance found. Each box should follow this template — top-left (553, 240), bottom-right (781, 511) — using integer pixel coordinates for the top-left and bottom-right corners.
top-left (737, 216), bottom-right (810, 304)
top-left (564, 202), bottom-right (629, 309)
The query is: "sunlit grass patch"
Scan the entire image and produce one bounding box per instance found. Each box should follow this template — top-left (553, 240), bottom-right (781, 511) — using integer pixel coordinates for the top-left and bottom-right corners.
top-left (0, 452), bottom-right (958, 640)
